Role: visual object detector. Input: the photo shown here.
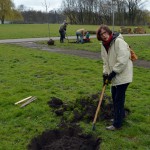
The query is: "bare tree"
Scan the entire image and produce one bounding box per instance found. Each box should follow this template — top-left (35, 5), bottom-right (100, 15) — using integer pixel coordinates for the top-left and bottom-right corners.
top-left (61, 0), bottom-right (149, 25)
top-left (42, 0), bottom-right (51, 38)
top-left (124, 0), bottom-right (144, 25)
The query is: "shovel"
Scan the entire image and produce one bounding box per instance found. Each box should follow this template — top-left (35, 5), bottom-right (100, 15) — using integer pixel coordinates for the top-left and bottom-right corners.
top-left (65, 33), bottom-right (69, 43)
top-left (92, 84), bottom-right (106, 131)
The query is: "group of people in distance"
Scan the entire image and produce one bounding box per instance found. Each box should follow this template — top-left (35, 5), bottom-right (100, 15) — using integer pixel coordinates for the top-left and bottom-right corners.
top-left (59, 21), bottom-right (133, 131)
top-left (59, 20), bottom-right (90, 43)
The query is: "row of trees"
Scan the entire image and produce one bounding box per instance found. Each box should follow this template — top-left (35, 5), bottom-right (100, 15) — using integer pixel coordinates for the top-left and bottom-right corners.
top-left (15, 10), bottom-right (65, 24)
top-left (0, 0), bottom-right (150, 25)
top-left (62, 0), bottom-right (150, 25)
top-left (15, 3), bottom-right (66, 24)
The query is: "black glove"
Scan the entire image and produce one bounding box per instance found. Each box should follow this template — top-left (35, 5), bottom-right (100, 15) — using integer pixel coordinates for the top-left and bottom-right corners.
top-left (103, 74), bottom-right (108, 85)
top-left (107, 71), bottom-right (116, 83)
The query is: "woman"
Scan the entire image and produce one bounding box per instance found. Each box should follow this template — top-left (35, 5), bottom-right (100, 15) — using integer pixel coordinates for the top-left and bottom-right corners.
top-left (96, 24), bottom-right (133, 130)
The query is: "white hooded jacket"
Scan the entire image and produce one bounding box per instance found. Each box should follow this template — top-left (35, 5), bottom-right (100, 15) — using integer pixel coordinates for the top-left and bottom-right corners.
top-left (101, 33), bottom-right (133, 86)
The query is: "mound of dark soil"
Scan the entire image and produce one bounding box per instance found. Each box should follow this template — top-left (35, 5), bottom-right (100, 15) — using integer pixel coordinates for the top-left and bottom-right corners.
top-left (48, 93), bottom-right (123, 123)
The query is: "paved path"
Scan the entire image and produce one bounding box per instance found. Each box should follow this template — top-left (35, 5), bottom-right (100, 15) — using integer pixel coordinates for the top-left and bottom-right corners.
top-left (0, 36), bottom-right (76, 43)
top-left (0, 34), bottom-right (150, 43)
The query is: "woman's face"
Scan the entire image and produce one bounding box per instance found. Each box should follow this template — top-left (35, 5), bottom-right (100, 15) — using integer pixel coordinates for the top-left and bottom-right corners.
top-left (100, 29), bottom-right (110, 42)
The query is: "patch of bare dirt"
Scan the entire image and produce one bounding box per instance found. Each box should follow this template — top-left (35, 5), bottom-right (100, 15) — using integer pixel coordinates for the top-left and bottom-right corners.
top-left (28, 93), bottom-right (130, 150)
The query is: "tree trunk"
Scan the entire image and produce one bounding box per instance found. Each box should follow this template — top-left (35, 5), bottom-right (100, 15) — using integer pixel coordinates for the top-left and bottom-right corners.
top-left (1, 16), bottom-right (5, 24)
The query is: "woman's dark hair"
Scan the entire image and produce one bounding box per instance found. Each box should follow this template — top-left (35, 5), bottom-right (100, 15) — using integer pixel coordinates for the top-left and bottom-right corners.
top-left (96, 24), bottom-right (112, 41)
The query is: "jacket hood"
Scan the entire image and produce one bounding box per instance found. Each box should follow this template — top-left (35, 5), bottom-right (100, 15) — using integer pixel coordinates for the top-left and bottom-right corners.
top-left (109, 32), bottom-right (123, 46)
top-left (112, 32), bottom-right (124, 42)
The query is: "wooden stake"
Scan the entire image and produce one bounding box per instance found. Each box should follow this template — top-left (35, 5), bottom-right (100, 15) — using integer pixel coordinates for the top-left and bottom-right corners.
top-left (20, 97), bottom-right (37, 108)
top-left (15, 96), bottom-right (32, 105)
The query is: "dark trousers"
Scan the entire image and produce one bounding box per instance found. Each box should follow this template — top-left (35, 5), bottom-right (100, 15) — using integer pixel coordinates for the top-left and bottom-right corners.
top-left (59, 30), bottom-right (65, 43)
top-left (111, 83), bottom-right (129, 128)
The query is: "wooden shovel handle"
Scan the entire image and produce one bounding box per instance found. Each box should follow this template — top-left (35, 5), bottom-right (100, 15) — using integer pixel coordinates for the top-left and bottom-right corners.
top-left (93, 84), bottom-right (106, 124)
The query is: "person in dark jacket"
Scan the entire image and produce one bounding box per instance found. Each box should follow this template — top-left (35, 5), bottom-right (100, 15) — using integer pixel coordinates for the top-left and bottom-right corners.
top-left (59, 22), bottom-right (68, 43)
top-left (97, 24), bottom-right (133, 131)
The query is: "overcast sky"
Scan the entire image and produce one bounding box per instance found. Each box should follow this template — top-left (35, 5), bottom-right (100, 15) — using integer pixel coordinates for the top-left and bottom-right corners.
top-left (13, 0), bottom-right (63, 11)
top-left (13, 0), bottom-right (150, 11)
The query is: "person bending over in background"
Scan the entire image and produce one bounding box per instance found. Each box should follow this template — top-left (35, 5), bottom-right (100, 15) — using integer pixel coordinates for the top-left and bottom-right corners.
top-left (96, 24), bottom-right (133, 131)
top-left (76, 28), bottom-right (87, 43)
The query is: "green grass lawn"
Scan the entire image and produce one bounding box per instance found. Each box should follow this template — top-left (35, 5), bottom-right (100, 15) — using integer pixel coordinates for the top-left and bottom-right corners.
top-left (0, 24), bottom-right (150, 39)
top-left (0, 44), bottom-right (150, 150)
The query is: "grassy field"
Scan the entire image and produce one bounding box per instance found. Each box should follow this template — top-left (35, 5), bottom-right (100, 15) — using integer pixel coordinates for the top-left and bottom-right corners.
top-left (0, 42), bottom-right (150, 150)
top-left (0, 24), bottom-right (150, 39)
top-left (0, 24), bottom-right (149, 60)
top-left (0, 24), bottom-right (150, 149)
